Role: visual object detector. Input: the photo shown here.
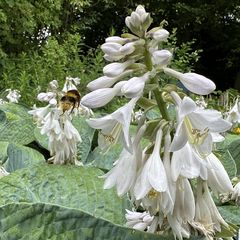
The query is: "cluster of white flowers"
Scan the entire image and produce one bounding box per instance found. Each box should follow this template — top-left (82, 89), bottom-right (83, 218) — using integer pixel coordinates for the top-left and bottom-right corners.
top-left (29, 77), bottom-right (91, 165)
top-left (0, 89), bottom-right (21, 105)
top-left (82, 5), bottom-right (238, 239)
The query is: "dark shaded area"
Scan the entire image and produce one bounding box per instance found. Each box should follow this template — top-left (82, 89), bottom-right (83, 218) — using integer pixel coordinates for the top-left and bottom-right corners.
top-left (0, 0), bottom-right (239, 90)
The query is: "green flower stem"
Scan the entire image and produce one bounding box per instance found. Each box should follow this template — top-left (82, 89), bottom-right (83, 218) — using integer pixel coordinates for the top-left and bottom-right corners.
top-left (144, 43), bottom-right (170, 121)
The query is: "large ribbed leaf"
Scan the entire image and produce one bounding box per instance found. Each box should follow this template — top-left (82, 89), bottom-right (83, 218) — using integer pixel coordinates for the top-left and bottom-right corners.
top-left (3, 143), bottom-right (45, 172)
top-left (227, 138), bottom-right (240, 174)
top-left (0, 165), bottom-right (125, 225)
top-left (86, 144), bottom-right (123, 170)
top-left (0, 103), bottom-right (30, 118)
top-left (218, 205), bottom-right (240, 225)
top-left (0, 203), bottom-right (205, 240)
top-left (0, 118), bottom-right (35, 145)
top-left (0, 141), bottom-right (9, 164)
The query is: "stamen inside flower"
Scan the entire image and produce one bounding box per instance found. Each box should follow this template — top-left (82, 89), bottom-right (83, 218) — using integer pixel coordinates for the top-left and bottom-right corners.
top-left (148, 189), bottom-right (159, 199)
top-left (184, 118), bottom-right (209, 145)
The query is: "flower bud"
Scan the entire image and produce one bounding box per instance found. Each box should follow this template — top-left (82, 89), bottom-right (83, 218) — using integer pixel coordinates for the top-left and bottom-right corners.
top-left (103, 60), bottom-right (134, 78)
top-left (152, 29), bottom-right (169, 42)
top-left (151, 50), bottom-right (172, 66)
top-left (105, 36), bottom-right (128, 45)
top-left (164, 67), bottom-right (216, 95)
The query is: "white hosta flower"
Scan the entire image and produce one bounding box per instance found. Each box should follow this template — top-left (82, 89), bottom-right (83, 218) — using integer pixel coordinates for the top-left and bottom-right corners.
top-left (152, 29), bottom-right (169, 42)
top-left (6, 89), bottom-right (21, 103)
top-left (48, 80), bottom-right (59, 90)
top-left (81, 82), bottom-right (124, 109)
top-left (167, 178), bottom-right (195, 240)
top-left (134, 128), bottom-right (168, 200)
top-left (171, 143), bottom-right (203, 181)
top-left (28, 104), bottom-right (52, 125)
top-left (125, 5), bottom-right (152, 36)
top-left (37, 92), bottom-right (56, 102)
top-left (171, 92), bottom-right (231, 156)
top-left (105, 36), bottom-right (129, 45)
top-left (102, 124), bottom-right (146, 196)
top-left (121, 72), bottom-right (150, 98)
top-left (226, 99), bottom-right (240, 124)
top-left (195, 181), bottom-right (229, 234)
top-left (101, 42), bottom-right (123, 56)
top-left (87, 97), bottom-right (138, 153)
top-left (62, 77), bottom-right (80, 92)
top-left (103, 60), bottom-right (134, 78)
top-left (151, 50), bottom-right (172, 66)
top-left (0, 167), bottom-right (9, 177)
top-left (231, 182), bottom-right (240, 205)
top-left (125, 210), bottom-right (154, 231)
top-left (87, 70), bottom-right (133, 91)
top-left (206, 153), bottom-right (233, 194)
top-left (164, 67), bottom-right (216, 95)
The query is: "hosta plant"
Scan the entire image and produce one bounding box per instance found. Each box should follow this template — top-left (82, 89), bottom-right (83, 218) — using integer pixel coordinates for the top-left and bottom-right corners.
top-left (81, 5), bottom-right (240, 240)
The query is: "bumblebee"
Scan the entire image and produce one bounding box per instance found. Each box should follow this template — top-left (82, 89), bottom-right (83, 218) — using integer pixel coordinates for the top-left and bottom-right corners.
top-left (60, 89), bottom-right (81, 113)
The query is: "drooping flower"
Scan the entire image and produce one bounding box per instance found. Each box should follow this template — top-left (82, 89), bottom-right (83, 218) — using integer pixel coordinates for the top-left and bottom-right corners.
top-left (195, 180), bottom-right (229, 235)
top-left (134, 128), bottom-right (168, 200)
top-left (151, 28), bottom-right (169, 42)
top-left (87, 97), bottom-right (139, 153)
top-left (163, 68), bottom-right (216, 95)
top-left (151, 50), bottom-right (172, 66)
top-left (102, 124), bottom-right (146, 196)
top-left (231, 181), bottom-right (240, 205)
top-left (171, 92), bottom-right (231, 156)
top-left (226, 98), bottom-right (240, 124)
top-left (205, 153), bottom-right (233, 194)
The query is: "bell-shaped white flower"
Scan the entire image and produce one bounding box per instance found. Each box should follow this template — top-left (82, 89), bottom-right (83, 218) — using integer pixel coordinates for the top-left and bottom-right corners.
top-left (167, 178), bottom-right (195, 240)
top-left (226, 98), bottom-right (240, 124)
top-left (103, 60), bottom-right (134, 78)
top-left (231, 182), bottom-right (240, 205)
top-left (171, 143), bottom-right (203, 181)
top-left (125, 210), bottom-right (154, 231)
top-left (151, 50), bottom-right (172, 66)
top-left (195, 180), bottom-right (229, 234)
top-left (48, 80), bottom-right (58, 90)
top-left (6, 89), bottom-right (21, 103)
top-left (102, 124), bottom-right (146, 196)
top-left (206, 153), bottom-right (233, 194)
top-left (134, 128), bottom-right (168, 200)
top-left (121, 72), bottom-right (150, 98)
top-left (171, 92), bottom-right (231, 156)
top-left (87, 97), bottom-right (138, 153)
top-left (163, 67), bottom-right (216, 95)
top-left (152, 29), bottom-right (169, 42)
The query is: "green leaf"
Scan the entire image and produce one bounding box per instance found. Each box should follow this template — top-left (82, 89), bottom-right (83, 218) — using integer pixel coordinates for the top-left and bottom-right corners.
top-left (0, 165), bottom-right (125, 225)
top-left (0, 141), bottom-right (9, 164)
top-left (227, 138), bottom-right (240, 174)
top-left (0, 203), bottom-right (205, 240)
top-left (216, 133), bottom-right (240, 150)
top-left (86, 144), bottom-right (123, 170)
top-left (137, 97), bottom-right (157, 111)
top-left (218, 149), bottom-right (237, 179)
top-left (0, 118), bottom-right (35, 145)
top-left (34, 127), bottom-right (48, 149)
top-left (0, 103), bottom-right (30, 118)
top-left (72, 116), bottom-right (95, 162)
top-left (3, 143), bottom-right (45, 172)
top-left (218, 205), bottom-right (240, 225)
top-left (0, 110), bottom-right (6, 124)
